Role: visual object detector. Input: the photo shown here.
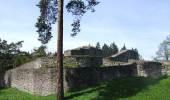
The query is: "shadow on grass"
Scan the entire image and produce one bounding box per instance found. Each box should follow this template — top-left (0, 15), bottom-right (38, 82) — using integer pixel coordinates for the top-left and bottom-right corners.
top-left (0, 88), bottom-right (5, 95)
top-left (64, 86), bottom-right (105, 100)
top-left (65, 76), bottom-right (168, 100)
top-left (93, 76), bottom-right (168, 100)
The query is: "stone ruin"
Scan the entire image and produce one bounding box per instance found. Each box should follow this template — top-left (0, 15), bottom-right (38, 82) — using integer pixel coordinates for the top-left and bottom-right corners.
top-left (64, 46), bottom-right (103, 67)
top-left (103, 49), bottom-right (139, 66)
top-left (0, 46), bottom-right (169, 96)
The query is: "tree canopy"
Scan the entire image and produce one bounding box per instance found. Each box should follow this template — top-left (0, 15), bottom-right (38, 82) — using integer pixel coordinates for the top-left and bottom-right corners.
top-left (0, 39), bottom-right (32, 70)
top-left (35, 0), bottom-right (99, 44)
top-left (121, 44), bottom-right (127, 51)
top-left (96, 42), bottom-right (101, 49)
top-left (100, 42), bottom-right (119, 57)
top-left (155, 35), bottom-right (170, 60)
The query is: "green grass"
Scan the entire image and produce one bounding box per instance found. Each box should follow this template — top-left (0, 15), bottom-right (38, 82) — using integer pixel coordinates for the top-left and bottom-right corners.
top-left (1, 76), bottom-right (170, 100)
top-left (0, 88), bottom-right (55, 100)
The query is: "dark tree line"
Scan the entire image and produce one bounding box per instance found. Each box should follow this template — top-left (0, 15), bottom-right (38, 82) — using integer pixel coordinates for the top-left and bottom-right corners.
top-left (95, 42), bottom-right (119, 57)
top-left (120, 44), bottom-right (127, 51)
top-left (0, 38), bottom-right (47, 71)
top-left (95, 42), bottom-right (139, 59)
top-left (0, 39), bottom-right (27, 70)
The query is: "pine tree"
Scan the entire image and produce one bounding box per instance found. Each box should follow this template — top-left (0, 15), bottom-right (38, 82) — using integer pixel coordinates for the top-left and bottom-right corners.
top-left (109, 42), bottom-right (118, 54)
top-left (121, 44), bottom-right (127, 51)
top-left (102, 43), bottom-right (110, 57)
top-left (35, 0), bottom-right (99, 99)
top-left (96, 42), bottom-right (101, 49)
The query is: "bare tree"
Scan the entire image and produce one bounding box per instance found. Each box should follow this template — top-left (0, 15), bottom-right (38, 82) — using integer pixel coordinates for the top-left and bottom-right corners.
top-left (155, 35), bottom-right (170, 60)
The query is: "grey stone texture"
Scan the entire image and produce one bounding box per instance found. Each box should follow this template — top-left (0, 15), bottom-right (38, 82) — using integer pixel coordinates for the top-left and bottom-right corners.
top-left (136, 61), bottom-right (162, 78)
top-left (64, 56), bottom-right (103, 67)
top-left (1, 46), bottom-right (169, 96)
top-left (64, 46), bottom-right (103, 67)
top-left (1, 63), bottom-right (137, 96)
top-left (64, 46), bottom-right (102, 57)
top-left (1, 58), bottom-right (168, 96)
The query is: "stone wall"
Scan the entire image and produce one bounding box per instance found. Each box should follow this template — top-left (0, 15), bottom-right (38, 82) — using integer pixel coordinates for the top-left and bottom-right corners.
top-left (10, 68), bottom-right (34, 93)
top-left (65, 63), bottom-right (137, 91)
top-left (161, 61), bottom-right (170, 75)
top-left (64, 46), bottom-right (102, 57)
top-left (103, 58), bottom-right (129, 66)
top-left (33, 68), bottom-right (56, 95)
top-left (64, 56), bottom-right (103, 68)
top-left (64, 46), bottom-right (103, 68)
top-left (0, 58), bottom-right (167, 96)
top-left (1, 61), bottom-right (137, 96)
top-left (0, 58), bottom-right (42, 88)
top-left (76, 57), bottom-right (103, 67)
top-left (137, 61), bottom-right (162, 78)
top-left (2, 67), bottom-right (56, 96)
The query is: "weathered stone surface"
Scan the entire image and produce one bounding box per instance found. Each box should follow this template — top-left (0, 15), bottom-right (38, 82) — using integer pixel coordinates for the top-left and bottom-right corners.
top-left (64, 46), bottom-right (102, 57)
top-left (64, 46), bottom-right (103, 68)
top-left (137, 61), bottom-right (162, 78)
top-left (10, 68), bottom-right (34, 93)
top-left (0, 58), bottom-right (168, 96)
top-left (0, 60), bottom-right (137, 96)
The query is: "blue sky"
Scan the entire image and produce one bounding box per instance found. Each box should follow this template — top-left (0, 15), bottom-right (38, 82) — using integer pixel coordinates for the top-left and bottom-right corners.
top-left (0, 0), bottom-right (170, 60)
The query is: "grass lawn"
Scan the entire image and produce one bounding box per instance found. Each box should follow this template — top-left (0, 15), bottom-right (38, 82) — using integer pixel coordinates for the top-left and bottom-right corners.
top-left (1, 76), bottom-right (170, 100)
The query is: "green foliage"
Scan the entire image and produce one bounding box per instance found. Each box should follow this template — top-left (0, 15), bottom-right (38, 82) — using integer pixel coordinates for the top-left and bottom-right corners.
top-left (35, 0), bottom-right (57, 44)
top-left (35, 0), bottom-right (99, 44)
top-left (121, 44), bottom-right (127, 51)
top-left (131, 48), bottom-right (139, 60)
top-left (110, 42), bottom-right (119, 54)
top-left (0, 39), bottom-right (34, 70)
top-left (101, 42), bottom-right (119, 57)
top-left (102, 43), bottom-right (110, 57)
top-left (96, 42), bottom-right (101, 49)
top-left (0, 88), bottom-right (56, 100)
top-left (0, 39), bottom-right (23, 55)
top-left (32, 45), bottom-right (47, 57)
top-left (11, 52), bottom-right (33, 67)
top-left (0, 39), bottom-right (23, 70)
top-left (66, 0), bottom-right (99, 36)
top-left (35, 16), bottom-right (53, 44)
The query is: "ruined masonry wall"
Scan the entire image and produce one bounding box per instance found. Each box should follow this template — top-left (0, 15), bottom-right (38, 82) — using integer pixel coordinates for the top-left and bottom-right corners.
top-left (0, 59), bottom-right (167, 96)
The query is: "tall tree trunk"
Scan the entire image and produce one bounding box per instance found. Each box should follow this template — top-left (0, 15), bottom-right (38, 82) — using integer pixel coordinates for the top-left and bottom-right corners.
top-left (56, 0), bottom-right (64, 100)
